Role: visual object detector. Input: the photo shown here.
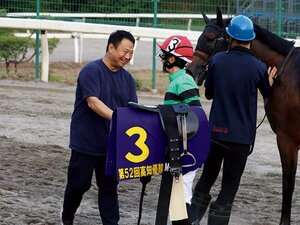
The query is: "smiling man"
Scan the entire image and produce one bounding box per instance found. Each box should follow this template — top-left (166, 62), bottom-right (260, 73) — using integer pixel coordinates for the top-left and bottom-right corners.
top-left (61, 30), bottom-right (137, 225)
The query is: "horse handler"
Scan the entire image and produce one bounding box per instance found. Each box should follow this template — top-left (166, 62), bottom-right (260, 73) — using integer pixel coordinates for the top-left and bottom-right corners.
top-left (191, 15), bottom-right (277, 225)
top-left (60, 30), bottom-right (137, 225)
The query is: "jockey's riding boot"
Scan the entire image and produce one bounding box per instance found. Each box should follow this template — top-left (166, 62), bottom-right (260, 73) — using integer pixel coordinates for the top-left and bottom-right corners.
top-left (172, 219), bottom-right (189, 225)
top-left (190, 192), bottom-right (212, 223)
top-left (172, 220), bottom-right (199, 225)
top-left (207, 201), bottom-right (232, 225)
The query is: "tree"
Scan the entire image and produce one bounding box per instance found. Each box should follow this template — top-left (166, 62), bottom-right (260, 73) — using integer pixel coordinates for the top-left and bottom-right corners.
top-left (0, 29), bottom-right (59, 74)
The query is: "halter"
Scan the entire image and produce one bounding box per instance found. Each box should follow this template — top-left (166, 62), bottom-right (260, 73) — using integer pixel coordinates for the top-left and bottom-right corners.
top-left (193, 23), bottom-right (229, 65)
top-left (189, 23), bottom-right (229, 87)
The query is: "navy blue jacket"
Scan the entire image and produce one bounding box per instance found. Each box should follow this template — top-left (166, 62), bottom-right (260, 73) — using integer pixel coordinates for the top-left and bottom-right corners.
top-left (69, 59), bottom-right (137, 156)
top-left (204, 46), bottom-right (271, 145)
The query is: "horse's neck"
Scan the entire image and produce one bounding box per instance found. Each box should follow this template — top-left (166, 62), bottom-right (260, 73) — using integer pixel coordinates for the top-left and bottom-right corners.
top-left (251, 40), bottom-right (284, 67)
top-left (251, 39), bottom-right (285, 68)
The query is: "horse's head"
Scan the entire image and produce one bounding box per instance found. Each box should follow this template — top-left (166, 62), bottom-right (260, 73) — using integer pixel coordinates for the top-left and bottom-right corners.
top-left (186, 7), bottom-right (230, 86)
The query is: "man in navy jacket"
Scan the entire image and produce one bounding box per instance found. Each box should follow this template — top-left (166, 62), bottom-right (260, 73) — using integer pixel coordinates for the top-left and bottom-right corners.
top-left (191, 15), bottom-right (277, 225)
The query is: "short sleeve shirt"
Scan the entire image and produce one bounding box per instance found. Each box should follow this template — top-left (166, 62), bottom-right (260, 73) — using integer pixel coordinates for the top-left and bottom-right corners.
top-left (69, 59), bottom-right (137, 156)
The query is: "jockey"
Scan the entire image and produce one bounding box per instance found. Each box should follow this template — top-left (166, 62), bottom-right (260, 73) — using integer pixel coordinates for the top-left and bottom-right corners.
top-left (158, 35), bottom-right (201, 107)
top-left (158, 35), bottom-right (201, 225)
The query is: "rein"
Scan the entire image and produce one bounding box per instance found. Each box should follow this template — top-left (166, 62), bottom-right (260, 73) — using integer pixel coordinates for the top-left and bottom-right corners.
top-left (273, 45), bottom-right (295, 80)
top-left (256, 44), bottom-right (295, 130)
top-left (137, 176), bottom-right (151, 225)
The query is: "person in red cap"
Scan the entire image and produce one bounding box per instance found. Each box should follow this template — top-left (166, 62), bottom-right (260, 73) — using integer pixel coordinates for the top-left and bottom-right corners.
top-left (158, 35), bottom-right (200, 106)
top-left (158, 35), bottom-right (201, 225)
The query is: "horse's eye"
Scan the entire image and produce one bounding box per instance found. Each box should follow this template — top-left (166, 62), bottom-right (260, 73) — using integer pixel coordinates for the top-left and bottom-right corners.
top-left (206, 33), bottom-right (216, 42)
top-left (206, 37), bottom-right (215, 42)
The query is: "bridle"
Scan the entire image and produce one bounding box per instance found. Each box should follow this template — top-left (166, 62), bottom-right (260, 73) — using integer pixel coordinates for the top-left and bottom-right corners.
top-left (187, 22), bottom-right (229, 85)
top-left (193, 23), bottom-right (229, 66)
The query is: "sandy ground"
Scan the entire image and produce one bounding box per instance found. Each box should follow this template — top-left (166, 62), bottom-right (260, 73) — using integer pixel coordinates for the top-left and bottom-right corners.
top-left (0, 80), bottom-right (300, 225)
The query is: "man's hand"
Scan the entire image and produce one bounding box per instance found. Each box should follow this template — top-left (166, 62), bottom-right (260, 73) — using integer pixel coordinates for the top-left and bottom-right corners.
top-left (268, 66), bottom-right (277, 86)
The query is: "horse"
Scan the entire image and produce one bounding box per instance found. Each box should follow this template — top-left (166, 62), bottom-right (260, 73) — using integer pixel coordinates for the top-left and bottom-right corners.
top-left (186, 7), bottom-right (300, 225)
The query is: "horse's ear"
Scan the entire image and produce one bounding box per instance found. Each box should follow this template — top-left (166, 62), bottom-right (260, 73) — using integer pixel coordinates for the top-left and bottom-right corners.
top-left (216, 6), bottom-right (223, 27)
top-left (202, 11), bottom-right (210, 24)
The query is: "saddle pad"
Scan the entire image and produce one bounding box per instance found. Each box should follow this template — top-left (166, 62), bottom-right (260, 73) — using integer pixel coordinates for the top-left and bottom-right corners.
top-left (106, 106), bottom-right (210, 180)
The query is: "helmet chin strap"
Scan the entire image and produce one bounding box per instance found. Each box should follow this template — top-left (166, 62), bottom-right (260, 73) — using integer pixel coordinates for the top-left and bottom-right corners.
top-left (229, 37), bottom-right (233, 49)
top-left (162, 58), bottom-right (177, 72)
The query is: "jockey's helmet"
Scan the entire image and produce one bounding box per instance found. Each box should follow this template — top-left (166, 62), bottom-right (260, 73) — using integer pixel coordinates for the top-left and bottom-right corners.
top-left (157, 35), bottom-right (193, 63)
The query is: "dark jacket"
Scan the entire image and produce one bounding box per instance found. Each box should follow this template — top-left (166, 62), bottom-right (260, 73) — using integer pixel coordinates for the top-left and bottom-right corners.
top-left (204, 46), bottom-right (271, 145)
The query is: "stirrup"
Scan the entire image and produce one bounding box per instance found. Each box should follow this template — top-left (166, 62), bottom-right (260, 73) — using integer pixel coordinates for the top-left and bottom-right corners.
top-left (181, 151), bottom-right (196, 167)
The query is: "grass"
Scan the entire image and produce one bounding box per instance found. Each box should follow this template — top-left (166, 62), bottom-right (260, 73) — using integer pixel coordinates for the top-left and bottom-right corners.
top-left (48, 74), bottom-right (61, 82)
top-left (130, 69), bottom-right (169, 94)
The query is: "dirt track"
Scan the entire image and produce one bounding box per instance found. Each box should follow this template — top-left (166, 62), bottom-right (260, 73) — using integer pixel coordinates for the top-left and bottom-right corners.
top-left (0, 80), bottom-right (299, 225)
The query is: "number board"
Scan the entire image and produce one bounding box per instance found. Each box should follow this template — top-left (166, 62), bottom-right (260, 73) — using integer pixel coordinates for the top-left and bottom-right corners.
top-left (106, 106), bottom-right (210, 181)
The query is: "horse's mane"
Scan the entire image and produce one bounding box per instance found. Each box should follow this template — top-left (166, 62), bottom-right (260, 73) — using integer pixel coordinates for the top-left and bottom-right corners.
top-left (220, 18), bottom-right (294, 56)
top-left (253, 23), bottom-right (295, 56)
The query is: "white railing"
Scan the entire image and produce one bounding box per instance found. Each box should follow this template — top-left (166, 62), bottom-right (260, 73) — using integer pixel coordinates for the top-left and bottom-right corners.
top-left (7, 12), bottom-right (223, 31)
top-left (0, 17), bottom-right (201, 40)
top-left (1, 16), bottom-right (299, 82)
top-left (0, 17), bottom-right (204, 82)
